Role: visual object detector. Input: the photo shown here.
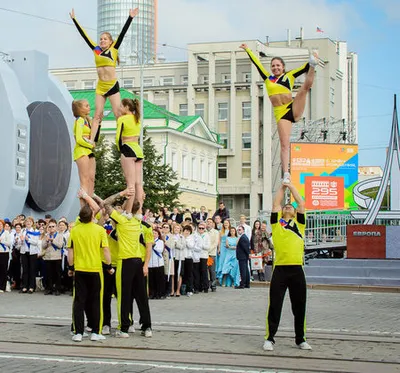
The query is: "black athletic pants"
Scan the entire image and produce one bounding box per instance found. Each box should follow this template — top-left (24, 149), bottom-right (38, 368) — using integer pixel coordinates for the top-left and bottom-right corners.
top-left (21, 253), bottom-right (37, 290)
top-left (73, 271), bottom-right (102, 335)
top-left (117, 258), bottom-right (151, 332)
top-left (266, 265), bottom-right (307, 345)
top-left (193, 261), bottom-right (200, 292)
top-left (45, 259), bottom-right (62, 292)
top-left (148, 265), bottom-right (165, 299)
top-left (10, 250), bottom-right (21, 289)
top-left (102, 266), bottom-right (116, 327)
top-left (0, 253), bottom-right (9, 291)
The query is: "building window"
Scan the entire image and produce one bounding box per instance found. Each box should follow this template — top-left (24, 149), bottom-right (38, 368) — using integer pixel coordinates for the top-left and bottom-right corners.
top-left (242, 133), bottom-right (251, 149)
top-left (243, 195), bottom-right (250, 210)
top-left (242, 102), bottom-right (251, 120)
top-left (171, 152), bottom-right (178, 172)
top-left (182, 154), bottom-right (188, 179)
top-left (218, 102), bottom-right (228, 121)
top-left (122, 79), bottom-right (134, 88)
top-left (218, 161), bottom-right (227, 179)
top-left (179, 103), bottom-right (188, 116)
top-left (202, 75), bottom-right (209, 84)
top-left (143, 77), bottom-right (154, 87)
top-left (208, 161), bottom-right (214, 185)
top-left (200, 159), bottom-right (207, 183)
top-left (64, 81), bottom-right (76, 90)
top-left (242, 162), bottom-right (251, 178)
top-left (160, 76), bottom-right (175, 86)
top-left (195, 103), bottom-right (205, 118)
top-left (219, 133), bottom-right (228, 149)
top-left (83, 80), bottom-right (95, 89)
top-left (191, 157), bottom-right (197, 181)
top-left (157, 104), bottom-right (167, 110)
top-left (223, 196), bottom-right (234, 210)
top-left (243, 72), bottom-right (251, 83)
top-left (222, 74), bottom-right (231, 84)
top-left (181, 75), bottom-right (188, 85)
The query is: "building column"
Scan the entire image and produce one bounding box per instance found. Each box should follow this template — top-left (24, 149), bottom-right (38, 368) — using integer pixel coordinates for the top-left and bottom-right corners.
top-left (208, 53), bottom-right (216, 131)
top-left (168, 89), bottom-right (174, 113)
top-left (229, 51), bottom-right (236, 152)
top-left (187, 51), bottom-right (197, 115)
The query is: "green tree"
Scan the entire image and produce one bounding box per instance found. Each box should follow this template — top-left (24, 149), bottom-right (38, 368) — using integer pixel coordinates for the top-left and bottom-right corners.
top-left (142, 134), bottom-right (181, 212)
top-left (93, 133), bottom-right (181, 211)
top-left (93, 135), bottom-right (125, 199)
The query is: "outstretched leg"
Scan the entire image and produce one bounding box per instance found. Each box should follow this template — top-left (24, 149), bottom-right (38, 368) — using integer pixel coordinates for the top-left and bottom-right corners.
top-left (292, 53), bottom-right (317, 121)
top-left (277, 118), bottom-right (292, 174)
top-left (91, 95), bottom-right (106, 142)
top-left (135, 160), bottom-right (144, 208)
top-left (108, 92), bottom-right (122, 121)
top-left (120, 155), bottom-right (137, 213)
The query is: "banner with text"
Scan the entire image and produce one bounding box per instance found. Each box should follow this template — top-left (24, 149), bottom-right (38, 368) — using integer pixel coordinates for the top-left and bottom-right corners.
top-left (290, 143), bottom-right (358, 210)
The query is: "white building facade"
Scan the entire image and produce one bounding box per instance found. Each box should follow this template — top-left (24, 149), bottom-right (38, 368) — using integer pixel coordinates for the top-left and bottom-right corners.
top-left (52, 38), bottom-right (358, 220)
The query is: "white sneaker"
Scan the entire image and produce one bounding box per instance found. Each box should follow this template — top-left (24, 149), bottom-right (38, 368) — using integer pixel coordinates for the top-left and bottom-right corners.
top-left (282, 172), bottom-right (291, 184)
top-left (0, 290), bottom-right (4, 293)
top-left (5, 281), bottom-right (11, 292)
top-left (263, 340), bottom-right (274, 351)
top-left (186, 292), bottom-right (193, 297)
top-left (102, 325), bottom-right (110, 335)
top-left (128, 325), bottom-right (135, 333)
top-left (83, 331), bottom-right (89, 337)
top-left (90, 333), bottom-right (106, 341)
top-left (141, 328), bottom-right (152, 338)
top-left (309, 51), bottom-right (318, 67)
top-left (72, 334), bottom-right (82, 342)
top-left (115, 330), bottom-right (129, 338)
top-left (298, 341), bottom-right (312, 350)
top-left (85, 326), bottom-right (92, 333)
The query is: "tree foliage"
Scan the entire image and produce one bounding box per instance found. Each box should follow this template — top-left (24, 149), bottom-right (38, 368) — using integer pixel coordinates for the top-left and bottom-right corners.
top-left (94, 133), bottom-right (181, 211)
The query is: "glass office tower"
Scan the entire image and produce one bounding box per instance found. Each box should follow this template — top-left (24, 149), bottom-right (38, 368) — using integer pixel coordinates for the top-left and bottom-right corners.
top-left (97, 0), bottom-right (157, 65)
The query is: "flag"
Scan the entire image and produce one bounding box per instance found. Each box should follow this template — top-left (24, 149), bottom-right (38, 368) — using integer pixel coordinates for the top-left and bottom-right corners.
top-left (316, 26), bottom-right (324, 33)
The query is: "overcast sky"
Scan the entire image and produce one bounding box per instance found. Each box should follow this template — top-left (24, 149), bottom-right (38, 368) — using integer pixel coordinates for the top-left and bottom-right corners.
top-left (1, 0), bottom-right (399, 168)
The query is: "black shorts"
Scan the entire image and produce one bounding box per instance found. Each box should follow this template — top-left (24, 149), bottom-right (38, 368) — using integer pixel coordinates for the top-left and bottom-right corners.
top-left (120, 144), bottom-right (143, 161)
top-left (104, 81), bottom-right (120, 97)
top-left (88, 153), bottom-right (95, 158)
top-left (281, 102), bottom-right (295, 122)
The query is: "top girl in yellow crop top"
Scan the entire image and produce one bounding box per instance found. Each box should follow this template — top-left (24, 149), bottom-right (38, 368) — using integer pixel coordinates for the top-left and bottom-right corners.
top-left (72, 15), bottom-right (133, 68)
top-left (244, 47), bottom-right (309, 97)
top-left (115, 114), bottom-right (141, 152)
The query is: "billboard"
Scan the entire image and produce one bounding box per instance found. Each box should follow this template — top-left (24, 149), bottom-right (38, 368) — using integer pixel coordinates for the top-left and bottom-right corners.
top-left (290, 143), bottom-right (358, 210)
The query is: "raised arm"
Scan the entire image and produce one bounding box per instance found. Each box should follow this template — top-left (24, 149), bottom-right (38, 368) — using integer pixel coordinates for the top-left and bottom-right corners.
top-left (114, 8), bottom-right (138, 50)
top-left (286, 182), bottom-right (305, 214)
top-left (70, 8), bottom-right (97, 50)
top-left (239, 43), bottom-right (270, 81)
top-left (272, 184), bottom-right (286, 212)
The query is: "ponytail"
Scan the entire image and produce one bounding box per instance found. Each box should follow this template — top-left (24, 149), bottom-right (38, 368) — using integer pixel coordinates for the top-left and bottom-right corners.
top-left (121, 98), bottom-right (141, 123)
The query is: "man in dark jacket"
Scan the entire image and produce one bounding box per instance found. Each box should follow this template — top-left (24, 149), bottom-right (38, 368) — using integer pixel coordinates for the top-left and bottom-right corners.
top-left (235, 225), bottom-right (250, 289)
top-left (212, 201), bottom-right (229, 222)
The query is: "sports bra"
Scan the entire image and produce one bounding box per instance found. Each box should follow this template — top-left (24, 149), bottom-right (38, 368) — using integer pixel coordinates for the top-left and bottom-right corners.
top-left (72, 16), bottom-right (133, 68)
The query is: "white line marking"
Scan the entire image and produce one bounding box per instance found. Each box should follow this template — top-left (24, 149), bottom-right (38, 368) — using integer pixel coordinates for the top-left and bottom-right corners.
top-left (0, 353), bottom-right (276, 373)
top-left (2, 314), bottom-right (400, 337)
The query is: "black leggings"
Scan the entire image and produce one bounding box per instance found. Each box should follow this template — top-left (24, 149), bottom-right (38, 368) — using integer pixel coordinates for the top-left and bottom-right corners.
top-left (21, 253), bottom-right (37, 290)
top-left (266, 265), bottom-right (307, 345)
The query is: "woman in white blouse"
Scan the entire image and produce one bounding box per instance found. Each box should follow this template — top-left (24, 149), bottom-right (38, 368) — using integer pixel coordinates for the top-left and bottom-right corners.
top-left (0, 219), bottom-right (13, 293)
top-left (20, 217), bottom-right (40, 294)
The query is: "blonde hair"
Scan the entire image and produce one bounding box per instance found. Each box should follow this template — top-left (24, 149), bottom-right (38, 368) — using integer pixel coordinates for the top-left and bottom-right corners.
top-left (72, 100), bottom-right (90, 122)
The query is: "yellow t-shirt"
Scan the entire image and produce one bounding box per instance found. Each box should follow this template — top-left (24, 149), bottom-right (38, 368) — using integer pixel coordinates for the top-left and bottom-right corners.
top-left (106, 229), bottom-right (119, 267)
top-left (110, 210), bottom-right (142, 260)
top-left (139, 220), bottom-right (154, 260)
top-left (270, 211), bottom-right (306, 266)
top-left (68, 222), bottom-right (108, 272)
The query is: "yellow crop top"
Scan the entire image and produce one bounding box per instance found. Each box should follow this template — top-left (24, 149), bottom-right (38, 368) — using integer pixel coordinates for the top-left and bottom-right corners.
top-left (245, 47), bottom-right (309, 97)
top-left (72, 16), bottom-right (133, 68)
top-left (115, 114), bottom-right (141, 152)
top-left (73, 117), bottom-right (93, 149)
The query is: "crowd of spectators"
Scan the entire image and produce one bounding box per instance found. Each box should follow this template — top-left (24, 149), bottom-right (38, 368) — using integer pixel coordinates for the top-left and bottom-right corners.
top-left (0, 201), bottom-right (274, 297)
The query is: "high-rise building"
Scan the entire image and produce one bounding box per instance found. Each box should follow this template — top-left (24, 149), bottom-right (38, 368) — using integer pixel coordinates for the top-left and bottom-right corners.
top-left (97, 0), bottom-right (157, 65)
